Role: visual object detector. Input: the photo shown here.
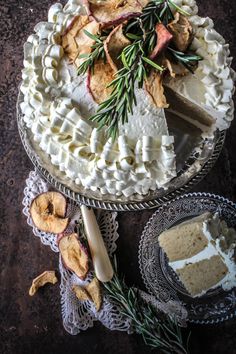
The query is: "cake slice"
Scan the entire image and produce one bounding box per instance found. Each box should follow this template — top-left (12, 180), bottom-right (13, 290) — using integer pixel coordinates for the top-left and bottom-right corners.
top-left (159, 212), bottom-right (236, 297)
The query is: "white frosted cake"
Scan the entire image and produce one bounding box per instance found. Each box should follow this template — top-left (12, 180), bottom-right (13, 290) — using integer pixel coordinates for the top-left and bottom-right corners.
top-left (20, 0), bottom-right (235, 197)
top-left (159, 212), bottom-right (236, 297)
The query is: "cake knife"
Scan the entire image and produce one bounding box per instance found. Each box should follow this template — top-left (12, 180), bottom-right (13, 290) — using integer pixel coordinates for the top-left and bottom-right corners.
top-left (80, 205), bottom-right (114, 283)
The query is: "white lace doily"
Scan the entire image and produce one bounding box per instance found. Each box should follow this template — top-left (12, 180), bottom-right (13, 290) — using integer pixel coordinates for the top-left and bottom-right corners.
top-left (23, 170), bottom-right (187, 335)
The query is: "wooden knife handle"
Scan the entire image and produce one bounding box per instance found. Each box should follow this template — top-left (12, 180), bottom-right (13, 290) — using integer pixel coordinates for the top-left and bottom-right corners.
top-left (81, 205), bottom-right (114, 283)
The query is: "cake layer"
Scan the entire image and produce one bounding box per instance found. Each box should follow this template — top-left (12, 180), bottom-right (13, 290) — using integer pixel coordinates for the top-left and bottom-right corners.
top-left (159, 213), bottom-right (211, 261)
top-left (176, 255), bottom-right (228, 296)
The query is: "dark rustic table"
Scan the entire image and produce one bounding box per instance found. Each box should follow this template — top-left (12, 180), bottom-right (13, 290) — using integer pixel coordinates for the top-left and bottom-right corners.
top-left (1, 1), bottom-right (236, 353)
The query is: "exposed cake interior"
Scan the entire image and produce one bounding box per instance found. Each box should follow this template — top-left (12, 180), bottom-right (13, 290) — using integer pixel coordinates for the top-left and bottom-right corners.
top-left (176, 256), bottom-right (228, 296)
top-left (164, 86), bottom-right (216, 130)
top-left (159, 212), bottom-right (236, 297)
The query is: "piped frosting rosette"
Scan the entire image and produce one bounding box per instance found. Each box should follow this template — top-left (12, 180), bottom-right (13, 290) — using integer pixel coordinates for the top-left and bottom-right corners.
top-left (20, 0), bottom-right (235, 197)
top-left (28, 94), bottom-right (176, 196)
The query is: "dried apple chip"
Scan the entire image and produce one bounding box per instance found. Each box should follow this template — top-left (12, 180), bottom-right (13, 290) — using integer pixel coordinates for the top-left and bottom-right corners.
top-left (145, 71), bottom-right (169, 108)
top-left (58, 233), bottom-right (89, 280)
top-left (86, 277), bottom-right (102, 311)
top-left (167, 13), bottom-right (193, 52)
top-left (62, 15), bottom-right (100, 67)
top-left (150, 23), bottom-right (173, 60)
top-left (88, 24), bottom-right (130, 103)
top-left (163, 57), bottom-right (189, 78)
top-left (88, 60), bottom-right (116, 104)
top-left (62, 15), bottom-right (90, 62)
top-left (72, 285), bottom-right (89, 301)
top-left (30, 192), bottom-right (69, 234)
top-left (104, 24), bottom-right (130, 71)
top-left (29, 271), bottom-right (58, 296)
top-left (84, 0), bottom-right (144, 27)
top-left (72, 277), bottom-right (102, 311)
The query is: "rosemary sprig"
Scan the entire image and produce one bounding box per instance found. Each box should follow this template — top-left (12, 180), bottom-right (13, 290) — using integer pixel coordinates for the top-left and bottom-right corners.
top-left (167, 47), bottom-right (202, 73)
top-left (125, 0), bottom-right (175, 54)
top-left (77, 30), bottom-right (107, 76)
top-left (103, 259), bottom-right (189, 354)
top-left (90, 40), bottom-right (163, 141)
top-left (89, 1), bottom-right (174, 140)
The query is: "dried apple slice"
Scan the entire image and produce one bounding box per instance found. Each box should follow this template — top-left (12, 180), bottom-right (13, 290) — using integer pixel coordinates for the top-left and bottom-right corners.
top-left (163, 57), bottom-right (189, 78)
top-left (29, 271), bottom-right (58, 296)
top-left (88, 24), bottom-right (130, 103)
top-left (30, 192), bottom-right (69, 234)
top-left (86, 277), bottom-right (102, 311)
top-left (104, 24), bottom-right (130, 71)
top-left (72, 277), bottom-right (102, 311)
top-left (72, 285), bottom-right (89, 301)
top-left (150, 23), bottom-right (173, 60)
top-left (62, 15), bottom-right (90, 62)
top-left (145, 71), bottom-right (169, 108)
top-left (84, 0), bottom-right (144, 27)
top-left (58, 233), bottom-right (89, 280)
top-left (88, 60), bottom-right (115, 103)
top-left (62, 15), bottom-right (100, 67)
top-left (167, 13), bottom-right (193, 52)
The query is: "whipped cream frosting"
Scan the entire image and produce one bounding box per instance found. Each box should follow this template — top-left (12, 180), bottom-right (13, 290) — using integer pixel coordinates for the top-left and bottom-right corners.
top-left (20, 0), bottom-right (177, 197)
top-left (169, 213), bottom-right (236, 297)
top-left (20, 0), bottom-right (235, 196)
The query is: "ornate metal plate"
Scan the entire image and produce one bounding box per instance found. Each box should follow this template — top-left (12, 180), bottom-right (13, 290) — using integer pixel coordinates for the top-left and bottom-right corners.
top-left (139, 193), bottom-right (236, 324)
top-left (17, 90), bottom-right (226, 211)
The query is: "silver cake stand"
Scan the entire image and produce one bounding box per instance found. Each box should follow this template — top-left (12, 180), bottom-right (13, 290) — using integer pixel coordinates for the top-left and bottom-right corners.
top-left (17, 91), bottom-right (226, 211)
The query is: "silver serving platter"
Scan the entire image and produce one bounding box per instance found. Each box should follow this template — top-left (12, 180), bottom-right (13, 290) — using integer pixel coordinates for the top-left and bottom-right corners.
top-left (139, 193), bottom-right (236, 324)
top-left (17, 90), bottom-right (226, 211)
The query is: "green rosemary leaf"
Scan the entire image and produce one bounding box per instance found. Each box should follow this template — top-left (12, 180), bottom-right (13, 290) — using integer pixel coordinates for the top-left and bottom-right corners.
top-left (121, 51), bottom-right (130, 69)
top-left (167, 47), bottom-right (202, 74)
top-left (78, 53), bottom-right (89, 59)
top-left (103, 263), bottom-right (189, 354)
top-left (168, 47), bottom-right (202, 60)
top-left (142, 56), bottom-right (164, 71)
top-left (83, 29), bottom-right (101, 42)
top-left (125, 33), bottom-right (142, 40)
top-left (159, 2), bottom-right (168, 18)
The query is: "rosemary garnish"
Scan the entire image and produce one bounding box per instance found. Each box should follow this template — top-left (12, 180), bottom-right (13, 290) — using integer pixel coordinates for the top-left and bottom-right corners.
top-left (90, 40), bottom-right (163, 141)
top-left (104, 259), bottom-right (189, 354)
top-left (167, 47), bottom-right (202, 73)
top-left (77, 0), bottom-right (201, 140)
top-left (77, 31), bottom-right (107, 76)
top-left (89, 0), bottom-right (175, 140)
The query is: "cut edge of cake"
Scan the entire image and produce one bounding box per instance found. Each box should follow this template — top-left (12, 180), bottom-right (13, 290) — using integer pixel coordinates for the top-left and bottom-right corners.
top-left (159, 212), bottom-right (236, 297)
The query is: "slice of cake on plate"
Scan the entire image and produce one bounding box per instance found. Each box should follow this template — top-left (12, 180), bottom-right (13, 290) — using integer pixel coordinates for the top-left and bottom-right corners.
top-left (159, 212), bottom-right (236, 297)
